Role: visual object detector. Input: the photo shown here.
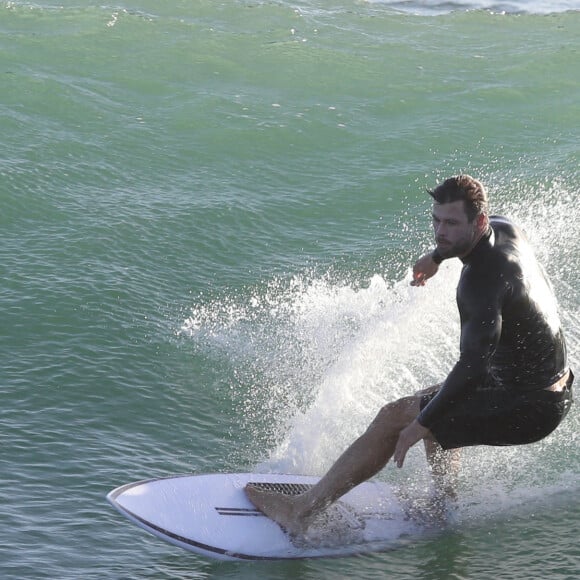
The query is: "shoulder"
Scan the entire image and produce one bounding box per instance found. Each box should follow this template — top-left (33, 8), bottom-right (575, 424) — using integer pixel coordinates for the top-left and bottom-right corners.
top-left (489, 215), bottom-right (516, 229)
top-left (489, 215), bottom-right (525, 241)
top-left (488, 216), bottom-right (529, 275)
top-left (463, 216), bottom-right (534, 299)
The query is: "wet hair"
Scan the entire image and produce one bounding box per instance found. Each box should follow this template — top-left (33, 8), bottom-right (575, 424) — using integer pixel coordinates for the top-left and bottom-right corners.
top-left (428, 175), bottom-right (488, 222)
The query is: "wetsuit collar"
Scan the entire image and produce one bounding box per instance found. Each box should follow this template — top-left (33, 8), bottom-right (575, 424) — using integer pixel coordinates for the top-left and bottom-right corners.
top-left (460, 225), bottom-right (493, 264)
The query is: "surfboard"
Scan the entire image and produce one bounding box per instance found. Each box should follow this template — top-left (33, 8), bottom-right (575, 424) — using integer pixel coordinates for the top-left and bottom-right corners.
top-left (107, 472), bottom-right (425, 561)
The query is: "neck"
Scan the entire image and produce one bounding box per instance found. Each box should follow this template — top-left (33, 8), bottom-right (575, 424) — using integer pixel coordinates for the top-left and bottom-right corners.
top-left (460, 224), bottom-right (492, 262)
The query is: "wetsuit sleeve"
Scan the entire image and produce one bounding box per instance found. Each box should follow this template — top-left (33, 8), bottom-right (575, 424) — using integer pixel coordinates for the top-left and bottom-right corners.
top-left (417, 274), bottom-right (504, 429)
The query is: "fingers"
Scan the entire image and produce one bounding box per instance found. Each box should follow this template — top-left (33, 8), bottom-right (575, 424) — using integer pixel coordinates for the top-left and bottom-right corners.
top-left (411, 266), bottom-right (431, 286)
top-left (411, 269), bottom-right (427, 286)
top-left (410, 253), bottom-right (441, 286)
top-left (394, 421), bottom-right (430, 468)
top-left (393, 442), bottom-right (408, 469)
top-left (393, 430), bottom-right (412, 468)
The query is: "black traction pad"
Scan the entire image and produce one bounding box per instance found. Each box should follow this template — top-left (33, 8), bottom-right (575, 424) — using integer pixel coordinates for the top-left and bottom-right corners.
top-left (247, 482), bottom-right (313, 496)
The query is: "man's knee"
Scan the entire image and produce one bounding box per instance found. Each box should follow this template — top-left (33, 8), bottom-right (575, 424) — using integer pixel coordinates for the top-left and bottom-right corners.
top-left (414, 383), bottom-right (441, 398)
top-left (371, 395), bottom-right (421, 430)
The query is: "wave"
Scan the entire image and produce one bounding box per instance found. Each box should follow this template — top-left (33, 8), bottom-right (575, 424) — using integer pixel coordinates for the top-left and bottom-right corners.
top-left (366, 0), bottom-right (580, 15)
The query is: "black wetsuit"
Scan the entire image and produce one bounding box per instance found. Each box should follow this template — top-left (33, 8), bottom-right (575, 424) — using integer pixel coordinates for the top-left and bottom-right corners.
top-left (418, 216), bottom-right (573, 450)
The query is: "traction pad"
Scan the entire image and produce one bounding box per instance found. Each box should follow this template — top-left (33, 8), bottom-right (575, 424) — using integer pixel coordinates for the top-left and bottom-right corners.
top-left (247, 482), bottom-right (313, 496)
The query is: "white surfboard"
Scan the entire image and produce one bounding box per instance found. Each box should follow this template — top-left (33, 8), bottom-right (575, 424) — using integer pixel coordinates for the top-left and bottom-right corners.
top-left (107, 473), bottom-right (428, 560)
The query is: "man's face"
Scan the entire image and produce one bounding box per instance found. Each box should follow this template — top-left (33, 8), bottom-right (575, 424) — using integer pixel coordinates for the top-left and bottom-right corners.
top-left (432, 200), bottom-right (479, 259)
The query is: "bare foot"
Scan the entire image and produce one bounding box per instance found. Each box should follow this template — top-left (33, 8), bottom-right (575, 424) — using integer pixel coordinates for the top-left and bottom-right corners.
top-left (244, 484), bottom-right (311, 537)
top-left (433, 475), bottom-right (458, 504)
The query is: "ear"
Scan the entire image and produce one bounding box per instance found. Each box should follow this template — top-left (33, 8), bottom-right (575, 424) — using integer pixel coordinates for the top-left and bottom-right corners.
top-left (476, 213), bottom-right (488, 232)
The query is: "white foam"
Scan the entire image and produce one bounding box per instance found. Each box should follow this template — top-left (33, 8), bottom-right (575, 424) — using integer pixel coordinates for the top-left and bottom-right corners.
top-left (366, 0), bottom-right (580, 16)
top-left (181, 177), bottom-right (579, 520)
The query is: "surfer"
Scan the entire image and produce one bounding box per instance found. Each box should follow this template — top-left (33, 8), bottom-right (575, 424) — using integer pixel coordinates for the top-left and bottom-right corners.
top-left (245, 175), bottom-right (573, 537)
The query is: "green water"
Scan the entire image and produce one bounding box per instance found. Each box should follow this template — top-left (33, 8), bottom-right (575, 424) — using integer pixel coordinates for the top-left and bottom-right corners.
top-left (1, 1), bottom-right (578, 578)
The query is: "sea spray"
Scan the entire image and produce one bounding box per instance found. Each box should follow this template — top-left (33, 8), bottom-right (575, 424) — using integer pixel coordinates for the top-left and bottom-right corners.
top-left (181, 263), bottom-right (460, 476)
top-left (181, 174), bottom-right (579, 523)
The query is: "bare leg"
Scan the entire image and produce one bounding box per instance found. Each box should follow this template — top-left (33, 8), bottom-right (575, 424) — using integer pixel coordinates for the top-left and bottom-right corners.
top-left (245, 395), bottom-right (422, 537)
top-left (424, 439), bottom-right (460, 502)
top-left (415, 383), bottom-right (460, 501)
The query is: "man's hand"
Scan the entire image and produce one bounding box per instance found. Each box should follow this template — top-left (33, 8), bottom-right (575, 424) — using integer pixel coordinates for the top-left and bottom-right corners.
top-left (393, 419), bottom-right (430, 468)
top-left (411, 252), bottom-right (440, 286)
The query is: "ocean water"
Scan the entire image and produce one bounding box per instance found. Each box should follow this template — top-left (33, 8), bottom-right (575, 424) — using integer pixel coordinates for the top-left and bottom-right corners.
top-left (1, 0), bottom-right (579, 578)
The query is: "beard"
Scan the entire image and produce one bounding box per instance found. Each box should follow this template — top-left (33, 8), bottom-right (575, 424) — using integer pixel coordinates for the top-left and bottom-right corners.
top-left (436, 236), bottom-right (474, 259)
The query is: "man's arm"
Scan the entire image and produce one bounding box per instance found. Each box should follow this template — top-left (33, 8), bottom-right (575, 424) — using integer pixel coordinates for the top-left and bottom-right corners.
top-left (417, 278), bottom-right (504, 428)
top-left (411, 250), bottom-right (443, 286)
